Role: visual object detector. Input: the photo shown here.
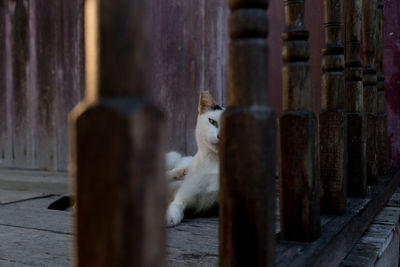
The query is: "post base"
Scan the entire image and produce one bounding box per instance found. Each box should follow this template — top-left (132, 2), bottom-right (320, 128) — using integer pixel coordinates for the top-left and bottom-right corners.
top-left (277, 111), bottom-right (320, 242)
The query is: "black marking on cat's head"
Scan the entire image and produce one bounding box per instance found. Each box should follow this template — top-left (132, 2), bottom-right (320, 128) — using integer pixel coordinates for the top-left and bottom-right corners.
top-left (199, 91), bottom-right (218, 114)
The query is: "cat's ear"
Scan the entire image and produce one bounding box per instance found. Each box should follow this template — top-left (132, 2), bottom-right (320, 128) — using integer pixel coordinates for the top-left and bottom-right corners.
top-left (198, 91), bottom-right (217, 115)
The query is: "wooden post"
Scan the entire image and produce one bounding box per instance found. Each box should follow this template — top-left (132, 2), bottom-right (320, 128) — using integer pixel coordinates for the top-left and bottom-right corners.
top-left (375, 0), bottom-right (388, 175)
top-left (318, 0), bottom-right (347, 215)
top-left (344, 0), bottom-right (367, 196)
top-left (69, 0), bottom-right (166, 266)
top-left (219, 0), bottom-right (276, 265)
top-left (362, 0), bottom-right (378, 185)
top-left (278, 0), bottom-right (320, 241)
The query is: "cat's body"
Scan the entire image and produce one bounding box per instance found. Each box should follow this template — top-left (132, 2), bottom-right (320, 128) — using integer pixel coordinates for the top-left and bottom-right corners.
top-left (165, 91), bottom-right (223, 227)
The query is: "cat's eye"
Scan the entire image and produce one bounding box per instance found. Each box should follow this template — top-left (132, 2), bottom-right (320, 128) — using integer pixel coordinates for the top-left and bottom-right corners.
top-left (208, 118), bottom-right (218, 128)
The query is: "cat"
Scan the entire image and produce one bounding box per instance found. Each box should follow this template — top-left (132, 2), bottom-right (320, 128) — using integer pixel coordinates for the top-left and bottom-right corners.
top-left (48, 91), bottom-right (223, 226)
top-left (165, 91), bottom-right (223, 227)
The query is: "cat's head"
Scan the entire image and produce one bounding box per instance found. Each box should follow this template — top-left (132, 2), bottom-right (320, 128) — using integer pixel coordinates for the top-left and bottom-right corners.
top-left (195, 91), bottom-right (223, 154)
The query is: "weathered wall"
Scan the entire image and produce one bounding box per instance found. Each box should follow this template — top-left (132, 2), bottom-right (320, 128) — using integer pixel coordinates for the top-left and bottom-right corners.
top-left (0, 0), bottom-right (85, 171)
top-left (151, 0), bottom-right (229, 155)
top-left (0, 0), bottom-right (399, 170)
top-left (383, 0), bottom-right (400, 167)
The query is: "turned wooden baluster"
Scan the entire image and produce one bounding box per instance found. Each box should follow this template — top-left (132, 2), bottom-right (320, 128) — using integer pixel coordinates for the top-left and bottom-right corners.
top-left (318, 0), bottom-right (347, 215)
top-left (219, 0), bottom-right (275, 265)
top-left (375, 0), bottom-right (388, 175)
top-left (69, 0), bottom-right (166, 266)
top-left (278, 0), bottom-right (320, 241)
top-left (345, 0), bottom-right (367, 196)
top-left (362, 0), bottom-right (379, 184)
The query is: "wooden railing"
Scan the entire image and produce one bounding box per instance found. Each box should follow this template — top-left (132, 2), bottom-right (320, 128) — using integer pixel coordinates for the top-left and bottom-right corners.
top-left (69, 0), bottom-right (394, 266)
top-left (70, 0), bottom-right (166, 266)
top-left (220, 0), bottom-right (275, 265)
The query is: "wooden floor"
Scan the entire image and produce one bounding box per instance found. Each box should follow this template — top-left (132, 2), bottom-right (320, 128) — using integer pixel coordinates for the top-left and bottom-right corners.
top-left (0, 169), bottom-right (219, 266)
top-left (0, 169), bottom-right (399, 266)
top-left (0, 194), bottom-right (219, 266)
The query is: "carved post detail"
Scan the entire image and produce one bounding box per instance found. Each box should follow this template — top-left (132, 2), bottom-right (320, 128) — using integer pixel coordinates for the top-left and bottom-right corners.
top-left (344, 0), bottom-right (367, 196)
top-left (219, 0), bottom-right (276, 265)
top-left (318, 0), bottom-right (347, 215)
top-left (278, 0), bottom-right (320, 241)
top-left (375, 0), bottom-right (388, 175)
top-left (362, 0), bottom-right (378, 184)
top-left (69, 0), bottom-right (166, 266)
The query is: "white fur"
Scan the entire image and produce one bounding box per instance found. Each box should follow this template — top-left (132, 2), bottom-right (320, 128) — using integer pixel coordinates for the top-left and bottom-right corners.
top-left (166, 152), bottom-right (193, 170)
top-left (166, 107), bottom-right (223, 227)
top-left (166, 151), bottom-right (182, 171)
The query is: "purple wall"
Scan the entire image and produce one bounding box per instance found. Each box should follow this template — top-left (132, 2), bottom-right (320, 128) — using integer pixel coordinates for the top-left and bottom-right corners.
top-left (383, 0), bottom-right (400, 167)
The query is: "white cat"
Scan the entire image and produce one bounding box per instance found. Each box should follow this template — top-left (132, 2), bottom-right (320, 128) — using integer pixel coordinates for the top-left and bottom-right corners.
top-left (165, 91), bottom-right (223, 227)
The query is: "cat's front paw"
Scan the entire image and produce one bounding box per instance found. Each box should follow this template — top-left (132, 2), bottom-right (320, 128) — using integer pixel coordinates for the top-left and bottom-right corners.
top-left (166, 167), bottom-right (187, 182)
top-left (166, 202), bottom-right (184, 227)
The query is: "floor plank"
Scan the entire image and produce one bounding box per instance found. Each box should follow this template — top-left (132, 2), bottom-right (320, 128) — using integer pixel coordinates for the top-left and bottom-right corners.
top-left (0, 224), bottom-right (71, 266)
top-left (0, 196), bottom-right (72, 234)
top-left (0, 189), bottom-right (48, 204)
top-left (0, 169), bottom-right (68, 194)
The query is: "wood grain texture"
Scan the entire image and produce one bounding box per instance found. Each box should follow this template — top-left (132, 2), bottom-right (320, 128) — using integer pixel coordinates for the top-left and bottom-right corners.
top-left (151, 0), bottom-right (228, 155)
top-left (366, 113), bottom-right (378, 184)
top-left (70, 0), bottom-right (166, 266)
top-left (362, 0), bottom-right (377, 114)
top-left (55, 0), bottom-right (85, 171)
top-left (362, 0), bottom-right (379, 185)
top-left (8, 1), bottom-right (31, 169)
top-left (219, 0), bottom-right (276, 265)
top-left (377, 115), bottom-right (389, 175)
top-left (278, 111), bottom-right (320, 241)
top-left (318, 110), bottom-right (347, 214)
top-left (318, 0), bottom-right (347, 215)
top-left (321, 0), bottom-right (345, 111)
top-left (375, 0), bottom-right (389, 176)
top-left (344, 0), bottom-right (367, 196)
top-left (0, 1), bottom-right (85, 171)
top-left (341, 188), bottom-right (400, 267)
top-left (347, 113), bottom-right (367, 196)
top-left (276, 168), bottom-right (400, 267)
top-left (278, 0), bottom-right (320, 241)
top-left (0, 0), bottom-right (11, 168)
top-left (33, 1), bottom-right (59, 170)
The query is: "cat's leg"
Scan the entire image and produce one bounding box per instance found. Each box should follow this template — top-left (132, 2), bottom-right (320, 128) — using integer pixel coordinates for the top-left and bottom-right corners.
top-left (166, 200), bottom-right (186, 227)
top-left (166, 177), bottom-right (198, 227)
top-left (166, 166), bottom-right (188, 183)
top-left (168, 180), bottom-right (183, 203)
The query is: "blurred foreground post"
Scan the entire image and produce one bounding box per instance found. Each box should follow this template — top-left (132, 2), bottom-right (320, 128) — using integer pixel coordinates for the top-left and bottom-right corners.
top-left (278, 0), bottom-right (320, 241)
top-left (219, 0), bottom-right (276, 265)
top-left (69, 0), bottom-right (166, 266)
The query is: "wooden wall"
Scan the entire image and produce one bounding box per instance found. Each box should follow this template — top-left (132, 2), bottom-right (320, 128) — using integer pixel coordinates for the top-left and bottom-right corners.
top-left (151, 0), bottom-right (229, 155)
top-left (383, 0), bottom-right (400, 167)
top-left (0, 0), bottom-right (85, 171)
top-left (0, 0), bottom-right (399, 171)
